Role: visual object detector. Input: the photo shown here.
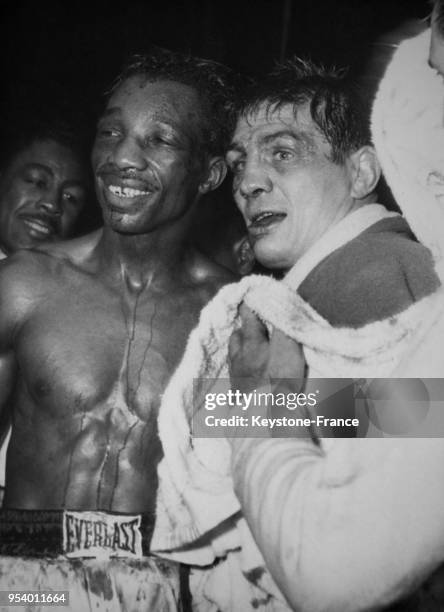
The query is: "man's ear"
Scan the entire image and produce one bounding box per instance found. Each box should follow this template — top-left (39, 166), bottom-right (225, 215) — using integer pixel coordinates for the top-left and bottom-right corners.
top-left (234, 236), bottom-right (255, 276)
top-left (198, 157), bottom-right (227, 195)
top-left (348, 145), bottom-right (381, 200)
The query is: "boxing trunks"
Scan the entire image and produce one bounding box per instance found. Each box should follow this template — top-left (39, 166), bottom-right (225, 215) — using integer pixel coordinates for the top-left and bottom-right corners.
top-left (0, 509), bottom-right (181, 612)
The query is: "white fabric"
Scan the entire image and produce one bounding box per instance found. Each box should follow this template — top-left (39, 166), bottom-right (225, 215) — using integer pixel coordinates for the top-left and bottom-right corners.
top-left (372, 29), bottom-right (444, 274)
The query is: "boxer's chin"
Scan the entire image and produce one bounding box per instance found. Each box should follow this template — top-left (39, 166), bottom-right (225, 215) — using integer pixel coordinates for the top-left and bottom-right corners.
top-left (252, 234), bottom-right (295, 271)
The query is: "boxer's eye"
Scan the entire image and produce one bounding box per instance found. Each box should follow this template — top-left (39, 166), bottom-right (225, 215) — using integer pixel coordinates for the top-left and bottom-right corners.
top-left (227, 157), bottom-right (245, 175)
top-left (144, 134), bottom-right (175, 148)
top-left (98, 128), bottom-right (120, 138)
top-left (97, 119), bottom-right (121, 138)
top-left (273, 149), bottom-right (294, 162)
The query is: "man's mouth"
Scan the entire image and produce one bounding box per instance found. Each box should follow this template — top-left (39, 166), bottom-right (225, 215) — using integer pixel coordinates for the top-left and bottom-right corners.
top-left (249, 211), bottom-right (287, 234)
top-left (21, 216), bottom-right (57, 238)
top-left (107, 184), bottom-right (152, 199)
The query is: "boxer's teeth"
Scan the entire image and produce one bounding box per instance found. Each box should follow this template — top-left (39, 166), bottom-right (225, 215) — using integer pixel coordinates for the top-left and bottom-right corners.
top-left (108, 185), bottom-right (150, 198)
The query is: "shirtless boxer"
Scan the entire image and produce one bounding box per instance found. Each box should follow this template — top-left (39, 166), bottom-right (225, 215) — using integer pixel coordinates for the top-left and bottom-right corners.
top-left (0, 50), bottom-right (235, 609)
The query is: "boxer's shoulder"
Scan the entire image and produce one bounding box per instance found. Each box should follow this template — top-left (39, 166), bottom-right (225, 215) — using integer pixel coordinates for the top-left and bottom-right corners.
top-left (33, 228), bottom-right (103, 268)
top-left (0, 233), bottom-right (103, 310)
top-left (184, 247), bottom-right (237, 300)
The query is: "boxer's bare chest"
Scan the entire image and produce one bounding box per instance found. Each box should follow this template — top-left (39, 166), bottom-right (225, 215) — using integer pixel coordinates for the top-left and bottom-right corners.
top-left (15, 272), bottom-right (205, 425)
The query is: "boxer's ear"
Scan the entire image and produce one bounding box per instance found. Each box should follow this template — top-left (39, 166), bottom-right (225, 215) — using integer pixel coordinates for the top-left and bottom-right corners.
top-left (348, 145), bottom-right (381, 200)
top-left (198, 157), bottom-right (227, 194)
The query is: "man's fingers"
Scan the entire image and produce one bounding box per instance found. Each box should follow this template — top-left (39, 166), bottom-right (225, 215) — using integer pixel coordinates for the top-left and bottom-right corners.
top-left (269, 329), bottom-right (306, 379)
top-left (228, 328), bottom-right (242, 356)
top-left (269, 329), bottom-right (303, 354)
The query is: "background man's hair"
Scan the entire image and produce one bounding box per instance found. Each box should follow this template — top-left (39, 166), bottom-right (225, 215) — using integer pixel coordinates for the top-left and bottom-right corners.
top-left (108, 48), bottom-right (241, 157)
top-left (237, 57), bottom-right (371, 163)
top-left (0, 115), bottom-right (89, 171)
top-left (432, 0), bottom-right (444, 37)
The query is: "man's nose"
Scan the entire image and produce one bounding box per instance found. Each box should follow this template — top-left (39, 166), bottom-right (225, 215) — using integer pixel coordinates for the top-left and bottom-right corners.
top-left (112, 135), bottom-right (147, 170)
top-left (238, 157), bottom-right (272, 199)
top-left (37, 191), bottom-right (62, 216)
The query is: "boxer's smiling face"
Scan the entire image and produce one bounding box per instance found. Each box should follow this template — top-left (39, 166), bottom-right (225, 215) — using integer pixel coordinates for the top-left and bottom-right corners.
top-left (0, 139), bottom-right (87, 255)
top-left (227, 102), bottom-right (354, 271)
top-left (92, 76), bottom-right (207, 235)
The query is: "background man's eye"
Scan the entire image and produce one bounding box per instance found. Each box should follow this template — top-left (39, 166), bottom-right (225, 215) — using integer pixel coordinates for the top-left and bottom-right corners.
top-left (25, 177), bottom-right (46, 188)
top-left (63, 193), bottom-right (84, 206)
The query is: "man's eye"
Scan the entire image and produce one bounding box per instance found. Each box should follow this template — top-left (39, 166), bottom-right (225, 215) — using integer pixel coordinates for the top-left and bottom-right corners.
top-left (97, 126), bottom-right (120, 138)
top-left (63, 192), bottom-right (84, 207)
top-left (25, 177), bottom-right (46, 188)
top-left (274, 149), bottom-right (294, 161)
top-left (229, 159), bottom-right (245, 174)
top-left (145, 135), bottom-right (175, 147)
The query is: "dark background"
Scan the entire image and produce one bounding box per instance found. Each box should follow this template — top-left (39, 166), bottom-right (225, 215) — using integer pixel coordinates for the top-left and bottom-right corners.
top-left (0, 0), bottom-right (428, 134)
top-left (0, 0), bottom-right (429, 235)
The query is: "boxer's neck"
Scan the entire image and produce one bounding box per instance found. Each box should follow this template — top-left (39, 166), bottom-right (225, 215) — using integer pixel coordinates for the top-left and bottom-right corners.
top-left (98, 215), bottom-right (193, 286)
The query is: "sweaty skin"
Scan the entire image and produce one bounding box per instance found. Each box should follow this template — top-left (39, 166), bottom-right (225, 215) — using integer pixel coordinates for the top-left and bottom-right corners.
top-left (0, 231), bottom-right (231, 513)
top-left (0, 77), bottom-right (233, 514)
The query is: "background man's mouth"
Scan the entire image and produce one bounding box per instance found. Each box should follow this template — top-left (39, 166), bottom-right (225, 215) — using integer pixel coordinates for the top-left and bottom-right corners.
top-left (22, 217), bottom-right (56, 237)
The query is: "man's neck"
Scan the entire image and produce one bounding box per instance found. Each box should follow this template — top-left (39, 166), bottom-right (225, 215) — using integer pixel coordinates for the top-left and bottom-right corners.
top-left (97, 217), bottom-right (193, 290)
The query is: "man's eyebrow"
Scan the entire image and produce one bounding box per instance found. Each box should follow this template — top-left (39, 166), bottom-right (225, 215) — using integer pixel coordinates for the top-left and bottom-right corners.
top-left (226, 142), bottom-right (245, 155)
top-left (23, 163), bottom-right (86, 188)
top-left (261, 129), bottom-right (311, 145)
top-left (23, 162), bottom-right (53, 175)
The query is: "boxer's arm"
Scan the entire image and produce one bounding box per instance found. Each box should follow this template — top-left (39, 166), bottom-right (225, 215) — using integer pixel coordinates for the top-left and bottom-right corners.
top-left (228, 308), bottom-right (444, 610)
top-left (230, 436), bottom-right (444, 611)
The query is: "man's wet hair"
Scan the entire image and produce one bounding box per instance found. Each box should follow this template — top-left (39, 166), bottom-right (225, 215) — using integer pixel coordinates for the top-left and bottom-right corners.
top-left (432, 0), bottom-right (444, 37)
top-left (108, 48), bottom-right (240, 157)
top-left (237, 57), bottom-right (370, 164)
top-left (0, 116), bottom-right (89, 171)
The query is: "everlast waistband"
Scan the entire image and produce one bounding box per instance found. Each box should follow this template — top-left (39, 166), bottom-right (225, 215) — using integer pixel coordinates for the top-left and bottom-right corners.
top-left (0, 508), bottom-right (155, 559)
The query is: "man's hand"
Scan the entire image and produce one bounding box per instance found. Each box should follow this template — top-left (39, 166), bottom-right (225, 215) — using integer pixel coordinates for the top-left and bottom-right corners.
top-left (228, 303), bottom-right (306, 394)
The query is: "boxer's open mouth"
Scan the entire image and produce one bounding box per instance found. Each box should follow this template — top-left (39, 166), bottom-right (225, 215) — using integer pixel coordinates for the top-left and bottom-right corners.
top-left (249, 211), bottom-right (287, 231)
top-left (107, 185), bottom-right (152, 198)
